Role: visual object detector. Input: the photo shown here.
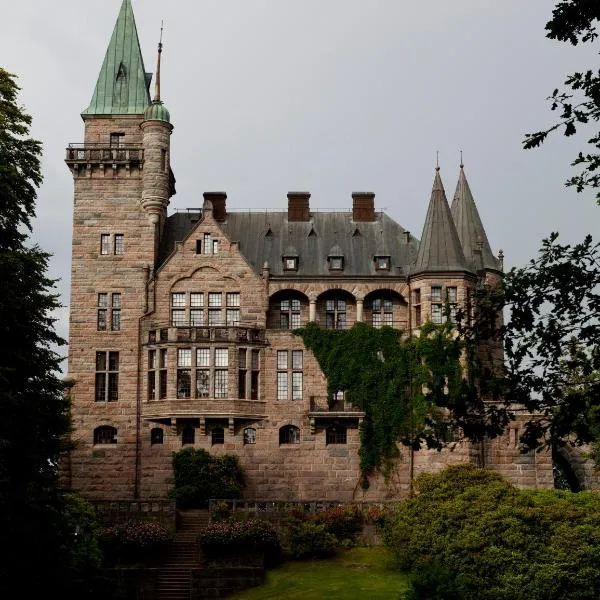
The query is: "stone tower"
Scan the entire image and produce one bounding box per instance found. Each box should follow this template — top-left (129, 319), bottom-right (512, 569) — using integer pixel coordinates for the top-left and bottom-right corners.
top-left (65, 0), bottom-right (175, 499)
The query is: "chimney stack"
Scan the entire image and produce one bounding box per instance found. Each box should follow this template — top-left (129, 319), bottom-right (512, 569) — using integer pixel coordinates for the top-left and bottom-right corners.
top-left (287, 192), bottom-right (311, 222)
top-left (352, 192), bottom-right (376, 222)
top-left (203, 192), bottom-right (227, 222)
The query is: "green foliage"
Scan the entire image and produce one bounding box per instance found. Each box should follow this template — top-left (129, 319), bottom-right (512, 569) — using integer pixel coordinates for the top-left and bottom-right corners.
top-left (211, 500), bottom-right (233, 522)
top-left (288, 522), bottom-right (340, 560)
top-left (169, 448), bottom-right (245, 508)
top-left (383, 464), bottom-right (600, 600)
top-left (296, 322), bottom-right (506, 487)
top-left (98, 521), bottom-right (172, 566)
top-left (312, 505), bottom-right (363, 545)
top-left (0, 69), bottom-right (74, 596)
top-left (523, 2), bottom-right (600, 202)
top-left (198, 519), bottom-right (282, 566)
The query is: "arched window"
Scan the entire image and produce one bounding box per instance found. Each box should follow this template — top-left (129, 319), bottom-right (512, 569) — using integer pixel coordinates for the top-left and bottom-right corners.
top-left (326, 425), bottom-right (347, 445)
top-left (211, 427), bottom-right (225, 445)
top-left (150, 428), bottom-right (164, 446)
top-left (181, 426), bottom-right (195, 446)
top-left (243, 427), bottom-right (256, 445)
top-left (93, 425), bottom-right (117, 445)
top-left (279, 425), bottom-right (300, 445)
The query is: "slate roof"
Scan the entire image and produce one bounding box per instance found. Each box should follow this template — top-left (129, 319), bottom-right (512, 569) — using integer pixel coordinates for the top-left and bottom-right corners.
top-left (159, 211), bottom-right (419, 277)
top-left (83, 0), bottom-right (151, 115)
top-left (451, 166), bottom-right (500, 272)
top-left (412, 169), bottom-right (470, 275)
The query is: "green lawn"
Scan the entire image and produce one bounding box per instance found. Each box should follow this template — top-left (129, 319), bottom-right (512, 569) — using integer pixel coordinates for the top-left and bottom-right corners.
top-left (228, 547), bottom-right (410, 600)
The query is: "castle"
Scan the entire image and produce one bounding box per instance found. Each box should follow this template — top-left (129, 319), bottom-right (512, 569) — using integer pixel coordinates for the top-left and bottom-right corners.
top-left (63, 0), bottom-right (559, 502)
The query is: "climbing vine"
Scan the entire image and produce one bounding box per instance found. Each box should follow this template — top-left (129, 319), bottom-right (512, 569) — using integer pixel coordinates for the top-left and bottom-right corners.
top-left (296, 322), bottom-right (504, 488)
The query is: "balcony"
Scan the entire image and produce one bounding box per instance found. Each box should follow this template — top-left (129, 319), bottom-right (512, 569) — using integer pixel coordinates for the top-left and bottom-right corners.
top-left (142, 398), bottom-right (267, 422)
top-left (308, 395), bottom-right (365, 417)
top-left (65, 143), bottom-right (144, 165)
top-left (147, 326), bottom-right (266, 345)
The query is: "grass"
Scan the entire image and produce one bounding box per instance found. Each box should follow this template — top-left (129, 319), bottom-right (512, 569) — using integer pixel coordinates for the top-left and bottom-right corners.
top-left (228, 546), bottom-right (410, 600)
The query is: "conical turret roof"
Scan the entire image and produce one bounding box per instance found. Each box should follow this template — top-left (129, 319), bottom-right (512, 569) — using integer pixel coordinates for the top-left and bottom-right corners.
top-left (413, 169), bottom-right (469, 275)
top-left (451, 165), bottom-right (500, 272)
top-left (83, 0), bottom-right (151, 115)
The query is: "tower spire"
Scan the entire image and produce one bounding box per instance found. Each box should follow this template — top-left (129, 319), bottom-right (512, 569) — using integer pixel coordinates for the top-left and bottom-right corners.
top-left (153, 22), bottom-right (164, 103)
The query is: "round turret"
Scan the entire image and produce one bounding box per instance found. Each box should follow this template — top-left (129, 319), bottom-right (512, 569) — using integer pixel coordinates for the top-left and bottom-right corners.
top-left (144, 101), bottom-right (171, 124)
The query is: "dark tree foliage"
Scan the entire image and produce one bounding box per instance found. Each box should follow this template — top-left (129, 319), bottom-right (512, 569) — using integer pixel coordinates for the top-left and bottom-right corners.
top-left (0, 69), bottom-right (77, 596)
top-left (476, 233), bottom-right (600, 459)
top-left (524, 1), bottom-right (600, 202)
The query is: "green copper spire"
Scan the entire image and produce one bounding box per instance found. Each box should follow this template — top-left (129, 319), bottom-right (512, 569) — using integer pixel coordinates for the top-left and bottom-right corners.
top-left (83, 0), bottom-right (151, 115)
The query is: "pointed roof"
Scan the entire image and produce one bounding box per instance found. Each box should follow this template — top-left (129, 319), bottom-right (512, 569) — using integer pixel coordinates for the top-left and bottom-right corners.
top-left (413, 169), bottom-right (470, 274)
top-left (451, 165), bottom-right (500, 271)
top-left (83, 0), bottom-right (151, 115)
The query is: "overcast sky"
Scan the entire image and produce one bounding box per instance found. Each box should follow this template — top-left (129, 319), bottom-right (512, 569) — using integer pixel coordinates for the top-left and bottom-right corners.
top-left (1, 0), bottom-right (599, 366)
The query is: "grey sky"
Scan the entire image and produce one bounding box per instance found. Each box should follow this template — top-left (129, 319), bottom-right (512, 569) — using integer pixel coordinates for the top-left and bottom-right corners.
top-left (1, 0), bottom-right (598, 362)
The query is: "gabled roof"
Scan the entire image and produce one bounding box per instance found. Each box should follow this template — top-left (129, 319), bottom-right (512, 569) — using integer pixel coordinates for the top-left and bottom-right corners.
top-left (413, 169), bottom-right (470, 275)
top-left (451, 165), bottom-right (500, 272)
top-left (159, 211), bottom-right (419, 277)
top-left (83, 0), bottom-right (151, 115)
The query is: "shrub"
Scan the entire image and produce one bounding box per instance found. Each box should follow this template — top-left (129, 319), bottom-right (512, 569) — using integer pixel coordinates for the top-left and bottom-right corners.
top-left (169, 448), bottom-right (245, 509)
top-left (288, 522), bottom-right (340, 559)
top-left (211, 500), bottom-right (232, 523)
top-left (383, 464), bottom-right (600, 600)
top-left (198, 519), bottom-right (282, 567)
top-left (312, 505), bottom-right (363, 545)
top-left (98, 521), bottom-right (172, 566)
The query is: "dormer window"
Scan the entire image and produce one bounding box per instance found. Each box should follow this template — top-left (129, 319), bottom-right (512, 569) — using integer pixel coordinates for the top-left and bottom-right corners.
top-left (374, 255), bottom-right (391, 271)
top-left (282, 246), bottom-right (299, 272)
top-left (327, 244), bottom-right (344, 271)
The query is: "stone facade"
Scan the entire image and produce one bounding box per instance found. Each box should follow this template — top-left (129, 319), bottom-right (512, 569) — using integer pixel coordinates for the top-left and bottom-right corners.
top-left (62, 0), bottom-right (578, 505)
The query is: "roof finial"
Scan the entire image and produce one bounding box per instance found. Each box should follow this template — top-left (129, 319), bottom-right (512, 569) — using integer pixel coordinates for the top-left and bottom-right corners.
top-left (460, 150), bottom-right (464, 169)
top-left (153, 21), bottom-right (164, 103)
top-left (436, 150), bottom-right (440, 172)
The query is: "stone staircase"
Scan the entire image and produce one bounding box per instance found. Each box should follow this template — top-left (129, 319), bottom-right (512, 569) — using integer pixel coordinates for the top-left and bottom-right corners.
top-left (158, 509), bottom-right (210, 600)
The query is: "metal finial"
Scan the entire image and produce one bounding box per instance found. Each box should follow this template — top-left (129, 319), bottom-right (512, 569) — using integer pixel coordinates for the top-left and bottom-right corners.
top-left (153, 21), bottom-right (164, 103)
top-left (460, 150), bottom-right (464, 169)
top-left (436, 150), bottom-right (440, 171)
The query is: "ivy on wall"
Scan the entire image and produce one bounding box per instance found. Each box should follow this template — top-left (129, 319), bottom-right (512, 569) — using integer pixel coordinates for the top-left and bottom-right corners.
top-left (296, 322), bottom-right (501, 488)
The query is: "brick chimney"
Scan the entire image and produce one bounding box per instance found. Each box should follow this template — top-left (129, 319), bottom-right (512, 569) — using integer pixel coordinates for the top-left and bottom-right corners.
top-left (287, 192), bottom-right (311, 222)
top-left (203, 192), bottom-right (227, 222)
top-left (352, 192), bottom-right (376, 222)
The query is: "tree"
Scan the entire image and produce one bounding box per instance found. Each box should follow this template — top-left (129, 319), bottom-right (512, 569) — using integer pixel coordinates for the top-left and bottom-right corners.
top-left (475, 233), bottom-right (600, 461)
top-left (523, 1), bottom-right (600, 203)
top-left (0, 68), bottom-right (80, 596)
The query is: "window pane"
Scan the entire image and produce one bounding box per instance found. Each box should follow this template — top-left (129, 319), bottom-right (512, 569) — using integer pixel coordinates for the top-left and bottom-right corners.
top-left (292, 372), bottom-right (303, 400)
top-left (98, 293), bottom-right (108, 308)
top-left (97, 309), bottom-right (107, 331)
top-left (111, 293), bottom-right (121, 308)
top-left (383, 312), bottom-right (393, 326)
top-left (159, 349), bottom-right (167, 368)
top-left (337, 313), bottom-right (346, 329)
top-left (431, 286), bottom-right (442, 302)
top-left (182, 427), bottom-right (195, 445)
top-left (290, 313), bottom-right (301, 328)
top-left (171, 293), bottom-right (186, 307)
top-left (372, 298), bottom-right (381, 312)
top-left (95, 373), bottom-right (106, 402)
top-left (280, 299), bottom-right (289, 311)
top-left (100, 234), bottom-right (110, 255)
top-left (251, 349), bottom-right (260, 370)
top-left (111, 309), bottom-right (121, 331)
top-left (190, 309), bottom-right (204, 326)
top-left (148, 350), bottom-right (156, 369)
top-left (280, 313), bottom-right (290, 329)
top-left (190, 293), bottom-right (204, 307)
top-left (212, 240), bottom-right (219, 255)
top-left (159, 370), bottom-right (167, 398)
top-left (114, 234), bottom-right (124, 255)
top-left (238, 370), bottom-right (247, 399)
top-left (226, 309), bottom-right (240, 326)
top-left (383, 299), bottom-right (393, 311)
top-left (108, 352), bottom-right (119, 371)
top-left (108, 373), bottom-right (119, 401)
top-left (250, 371), bottom-right (259, 399)
top-left (431, 304), bottom-right (443, 324)
top-left (177, 369), bottom-right (191, 398)
top-left (373, 313), bottom-right (382, 328)
top-left (243, 428), bottom-right (256, 445)
top-left (238, 348), bottom-right (247, 368)
top-left (215, 348), bottom-right (228, 367)
top-left (171, 309), bottom-right (186, 326)
top-left (178, 348), bottom-right (192, 367)
top-left (292, 350), bottom-right (303, 370)
top-left (203, 233), bottom-right (212, 254)
top-left (447, 287), bottom-right (458, 303)
top-left (214, 370), bottom-right (228, 398)
top-left (226, 292), bottom-right (240, 307)
top-left (326, 300), bottom-right (335, 311)
top-left (208, 293), bottom-right (222, 307)
top-left (277, 350), bottom-right (288, 370)
top-left (151, 428), bottom-right (163, 445)
top-left (208, 310), bottom-right (222, 326)
top-left (148, 371), bottom-right (156, 400)
top-left (196, 370), bottom-right (210, 397)
top-left (197, 348), bottom-right (210, 367)
top-left (337, 299), bottom-right (346, 311)
top-left (277, 372), bottom-right (288, 400)
top-left (212, 428), bottom-right (224, 445)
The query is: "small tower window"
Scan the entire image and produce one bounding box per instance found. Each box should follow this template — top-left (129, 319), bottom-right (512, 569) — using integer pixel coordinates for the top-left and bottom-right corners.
top-left (327, 245), bottom-right (344, 271)
top-left (160, 148), bottom-right (166, 172)
top-left (282, 246), bottom-right (299, 271)
top-left (374, 255), bottom-right (391, 271)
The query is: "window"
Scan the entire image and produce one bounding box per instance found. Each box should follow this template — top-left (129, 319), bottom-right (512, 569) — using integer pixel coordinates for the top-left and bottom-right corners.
top-left (159, 349), bottom-right (167, 399)
top-left (374, 256), bottom-right (391, 271)
top-left (283, 256), bottom-right (298, 271)
top-left (160, 148), bottom-right (166, 172)
top-left (238, 348), bottom-right (247, 399)
top-left (148, 350), bottom-right (156, 400)
top-left (100, 234), bottom-right (110, 255)
top-left (328, 256), bottom-right (344, 271)
top-left (114, 234), bottom-right (124, 255)
top-left (326, 424), bottom-right (347, 445)
top-left (181, 426), bottom-right (195, 445)
top-left (110, 133), bottom-right (125, 147)
top-left (279, 425), bottom-right (300, 445)
top-left (196, 240), bottom-right (202, 255)
top-left (111, 293), bottom-right (121, 331)
top-left (431, 286), bottom-right (443, 324)
top-left (94, 425), bottom-right (117, 445)
top-left (203, 233), bottom-right (212, 255)
top-left (151, 428), bottom-right (164, 445)
top-left (97, 294), bottom-right (108, 331)
top-left (251, 349), bottom-right (260, 400)
top-left (280, 298), bottom-right (301, 329)
top-left (97, 293), bottom-right (121, 331)
top-left (177, 348), bottom-right (192, 399)
top-left (277, 350), bottom-right (303, 400)
top-left (325, 299), bottom-right (346, 329)
top-left (208, 292), bottom-right (222, 326)
top-left (95, 351), bottom-right (119, 402)
top-left (413, 289), bottom-right (422, 326)
top-left (243, 427), bottom-right (256, 445)
top-left (446, 287), bottom-right (458, 324)
top-left (372, 297), bottom-right (393, 328)
top-left (226, 292), bottom-right (240, 326)
top-left (213, 239), bottom-right (219, 255)
top-left (190, 292), bottom-right (204, 326)
top-left (211, 427), bottom-right (225, 445)
top-left (171, 292), bottom-right (186, 327)
top-left (331, 390), bottom-right (345, 406)
top-left (430, 286), bottom-right (442, 302)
